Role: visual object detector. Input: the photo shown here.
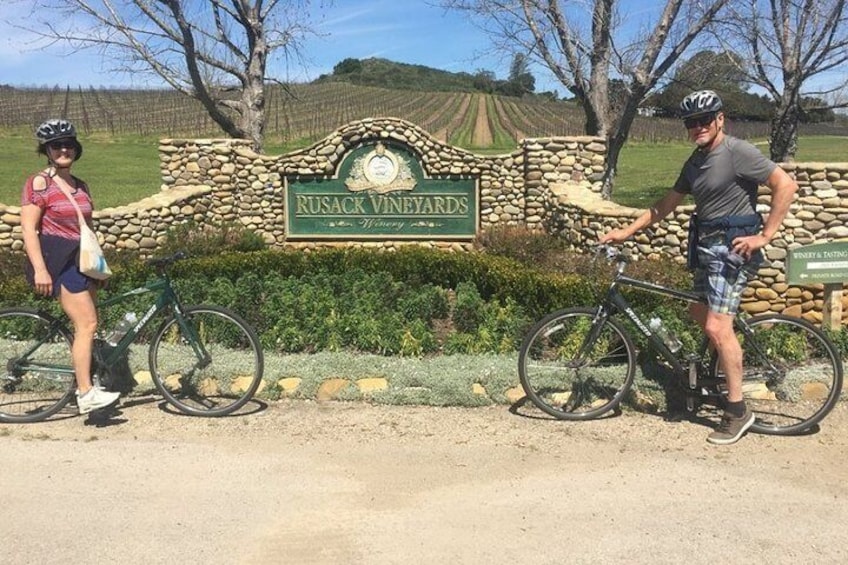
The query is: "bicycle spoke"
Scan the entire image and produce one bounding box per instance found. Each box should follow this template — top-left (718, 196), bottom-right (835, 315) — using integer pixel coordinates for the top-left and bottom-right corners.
top-left (519, 308), bottom-right (635, 420)
top-left (0, 310), bottom-right (75, 422)
top-left (728, 315), bottom-right (842, 435)
top-left (150, 306), bottom-right (263, 417)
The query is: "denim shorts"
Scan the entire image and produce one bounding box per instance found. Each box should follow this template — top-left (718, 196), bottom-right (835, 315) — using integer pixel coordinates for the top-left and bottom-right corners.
top-left (693, 235), bottom-right (762, 315)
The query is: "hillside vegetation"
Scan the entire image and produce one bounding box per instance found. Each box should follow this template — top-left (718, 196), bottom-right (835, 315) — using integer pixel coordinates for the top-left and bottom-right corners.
top-left (314, 57), bottom-right (482, 92)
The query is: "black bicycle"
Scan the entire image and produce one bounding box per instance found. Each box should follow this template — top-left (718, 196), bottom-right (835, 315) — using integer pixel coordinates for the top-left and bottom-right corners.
top-left (518, 245), bottom-right (843, 435)
top-left (0, 252), bottom-right (264, 422)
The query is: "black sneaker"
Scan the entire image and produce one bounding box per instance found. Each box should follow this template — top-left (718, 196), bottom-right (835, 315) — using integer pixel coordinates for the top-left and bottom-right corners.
top-left (707, 408), bottom-right (755, 445)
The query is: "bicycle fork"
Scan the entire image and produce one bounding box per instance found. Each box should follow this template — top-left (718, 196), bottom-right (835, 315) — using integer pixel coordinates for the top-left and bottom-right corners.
top-left (569, 306), bottom-right (612, 369)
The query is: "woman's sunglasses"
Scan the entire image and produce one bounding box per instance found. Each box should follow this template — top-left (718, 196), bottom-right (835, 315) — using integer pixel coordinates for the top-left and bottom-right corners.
top-left (683, 114), bottom-right (716, 129)
top-left (47, 140), bottom-right (77, 151)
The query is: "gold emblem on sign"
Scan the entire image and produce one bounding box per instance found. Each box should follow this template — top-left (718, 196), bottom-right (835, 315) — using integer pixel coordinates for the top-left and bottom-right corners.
top-left (345, 142), bottom-right (417, 193)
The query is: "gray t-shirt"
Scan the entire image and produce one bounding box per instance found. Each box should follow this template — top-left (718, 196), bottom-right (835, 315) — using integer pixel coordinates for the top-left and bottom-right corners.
top-left (673, 135), bottom-right (776, 222)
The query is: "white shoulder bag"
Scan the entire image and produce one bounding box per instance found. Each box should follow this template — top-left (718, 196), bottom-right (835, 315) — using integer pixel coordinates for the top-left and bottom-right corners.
top-left (60, 185), bottom-right (112, 280)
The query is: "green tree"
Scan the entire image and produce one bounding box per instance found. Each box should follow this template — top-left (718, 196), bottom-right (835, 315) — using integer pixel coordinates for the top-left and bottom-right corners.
top-left (650, 50), bottom-right (776, 119)
top-left (334, 58), bottom-right (363, 75)
top-left (473, 69), bottom-right (497, 93)
top-left (508, 53), bottom-right (536, 95)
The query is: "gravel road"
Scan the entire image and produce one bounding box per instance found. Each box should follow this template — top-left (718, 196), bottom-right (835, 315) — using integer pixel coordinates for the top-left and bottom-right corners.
top-left (2, 397), bottom-right (846, 564)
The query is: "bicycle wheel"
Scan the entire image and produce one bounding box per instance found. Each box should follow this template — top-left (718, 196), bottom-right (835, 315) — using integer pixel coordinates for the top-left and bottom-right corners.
top-left (0, 308), bottom-right (76, 423)
top-left (710, 314), bottom-right (843, 435)
top-left (149, 305), bottom-right (264, 417)
top-left (519, 307), bottom-right (637, 420)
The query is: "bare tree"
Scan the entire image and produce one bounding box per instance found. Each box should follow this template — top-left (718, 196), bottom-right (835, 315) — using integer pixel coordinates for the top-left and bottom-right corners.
top-left (715, 0), bottom-right (848, 162)
top-left (439, 0), bottom-right (730, 198)
top-left (24, 0), bottom-right (326, 151)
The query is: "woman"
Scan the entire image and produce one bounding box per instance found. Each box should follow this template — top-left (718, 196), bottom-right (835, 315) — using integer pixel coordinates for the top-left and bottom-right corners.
top-left (20, 118), bottom-right (120, 414)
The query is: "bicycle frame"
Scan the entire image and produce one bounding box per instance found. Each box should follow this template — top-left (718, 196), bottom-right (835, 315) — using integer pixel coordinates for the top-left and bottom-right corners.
top-left (519, 246), bottom-right (843, 434)
top-left (592, 255), bottom-right (781, 396)
top-left (96, 274), bottom-right (210, 370)
top-left (2, 250), bottom-right (266, 421)
top-left (598, 262), bottom-right (704, 377)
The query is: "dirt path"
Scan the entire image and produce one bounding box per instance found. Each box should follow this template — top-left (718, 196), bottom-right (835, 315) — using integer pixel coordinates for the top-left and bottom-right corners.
top-left (472, 94), bottom-right (493, 147)
top-left (2, 398), bottom-right (847, 564)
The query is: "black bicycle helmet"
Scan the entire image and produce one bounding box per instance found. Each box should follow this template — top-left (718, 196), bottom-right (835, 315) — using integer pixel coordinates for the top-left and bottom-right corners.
top-left (35, 118), bottom-right (83, 160)
top-left (679, 90), bottom-right (723, 118)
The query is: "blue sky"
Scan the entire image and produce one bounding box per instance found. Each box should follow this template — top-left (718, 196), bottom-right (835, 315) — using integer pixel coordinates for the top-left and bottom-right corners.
top-left (0, 0), bottom-right (560, 92)
top-left (3, 1), bottom-right (839, 98)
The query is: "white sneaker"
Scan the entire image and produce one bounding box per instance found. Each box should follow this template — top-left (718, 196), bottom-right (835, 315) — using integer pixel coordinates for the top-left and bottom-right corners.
top-left (76, 387), bottom-right (120, 414)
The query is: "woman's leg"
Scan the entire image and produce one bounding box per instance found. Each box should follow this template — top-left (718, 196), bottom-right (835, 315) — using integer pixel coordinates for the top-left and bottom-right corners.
top-left (59, 285), bottom-right (98, 394)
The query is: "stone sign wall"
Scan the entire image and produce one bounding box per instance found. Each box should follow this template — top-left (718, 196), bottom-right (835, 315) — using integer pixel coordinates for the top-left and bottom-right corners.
top-left (0, 116), bottom-right (846, 324)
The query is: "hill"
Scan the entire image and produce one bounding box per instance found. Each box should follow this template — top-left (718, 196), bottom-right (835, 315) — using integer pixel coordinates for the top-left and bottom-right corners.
top-left (314, 57), bottom-right (480, 93)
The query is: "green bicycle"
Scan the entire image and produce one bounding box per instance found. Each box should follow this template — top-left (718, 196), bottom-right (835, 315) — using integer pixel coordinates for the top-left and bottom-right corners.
top-left (0, 252), bottom-right (264, 422)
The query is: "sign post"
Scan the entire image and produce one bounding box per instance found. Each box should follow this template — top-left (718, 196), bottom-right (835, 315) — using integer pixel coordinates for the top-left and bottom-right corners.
top-left (786, 242), bottom-right (848, 331)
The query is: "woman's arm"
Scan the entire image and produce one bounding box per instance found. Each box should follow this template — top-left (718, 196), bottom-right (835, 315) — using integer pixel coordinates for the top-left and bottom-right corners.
top-left (21, 175), bottom-right (53, 295)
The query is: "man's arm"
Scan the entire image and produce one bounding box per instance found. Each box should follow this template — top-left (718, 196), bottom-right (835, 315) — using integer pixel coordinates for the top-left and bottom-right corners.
top-left (731, 166), bottom-right (798, 257)
top-left (761, 167), bottom-right (798, 240)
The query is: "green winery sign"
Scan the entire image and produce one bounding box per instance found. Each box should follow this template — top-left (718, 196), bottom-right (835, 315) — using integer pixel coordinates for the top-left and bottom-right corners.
top-left (786, 242), bottom-right (848, 285)
top-left (285, 142), bottom-right (478, 239)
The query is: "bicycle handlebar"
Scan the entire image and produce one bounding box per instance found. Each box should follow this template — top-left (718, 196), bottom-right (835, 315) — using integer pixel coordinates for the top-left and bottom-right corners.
top-left (594, 244), bottom-right (630, 264)
top-left (146, 251), bottom-right (188, 272)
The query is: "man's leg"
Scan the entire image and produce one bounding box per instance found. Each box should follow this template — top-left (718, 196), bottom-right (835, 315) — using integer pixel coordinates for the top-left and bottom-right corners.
top-left (702, 310), bottom-right (742, 402)
top-left (695, 306), bottom-right (755, 444)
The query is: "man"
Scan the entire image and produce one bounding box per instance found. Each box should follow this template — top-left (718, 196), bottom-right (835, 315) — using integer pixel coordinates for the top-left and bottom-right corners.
top-left (600, 90), bottom-right (798, 445)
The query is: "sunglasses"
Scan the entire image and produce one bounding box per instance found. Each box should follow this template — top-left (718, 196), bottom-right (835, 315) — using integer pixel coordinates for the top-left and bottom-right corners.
top-left (47, 140), bottom-right (77, 151)
top-left (683, 114), bottom-right (716, 129)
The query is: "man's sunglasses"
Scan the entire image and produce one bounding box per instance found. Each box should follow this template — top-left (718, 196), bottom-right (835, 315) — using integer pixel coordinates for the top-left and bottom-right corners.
top-left (683, 114), bottom-right (716, 129)
top-left (47, 140), bottom-right (77, 150)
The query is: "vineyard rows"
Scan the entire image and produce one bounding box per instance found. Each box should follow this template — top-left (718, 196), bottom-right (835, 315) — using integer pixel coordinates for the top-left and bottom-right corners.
top-left (3, 82), bottom-right (834, 149)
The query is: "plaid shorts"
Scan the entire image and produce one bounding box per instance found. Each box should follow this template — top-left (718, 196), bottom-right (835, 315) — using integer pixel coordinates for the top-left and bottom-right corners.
top-left (693, 235), bottom-right (762, 314)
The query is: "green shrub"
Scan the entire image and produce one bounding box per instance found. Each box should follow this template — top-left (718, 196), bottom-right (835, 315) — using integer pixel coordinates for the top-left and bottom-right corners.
top-left (158, 220), bottom-right (266, 257)
top-left (823, 326), bottom-right (848, 358)
top-left (452, 281), bottom-right (485, 332)
top-left (476, 225), bottom-right (571, 270)
top-left (0, 245), bottom-right (611, 357)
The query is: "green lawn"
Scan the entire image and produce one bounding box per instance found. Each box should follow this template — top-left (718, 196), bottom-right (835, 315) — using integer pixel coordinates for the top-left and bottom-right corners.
top-left (2, 130), bottom-right (161, 209)
top-left (615, 135), bottom-right (848, 209)
top-left (1, 128), bottom-right (846, 210)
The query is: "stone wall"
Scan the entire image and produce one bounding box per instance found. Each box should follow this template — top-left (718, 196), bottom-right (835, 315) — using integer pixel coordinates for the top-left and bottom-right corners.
top-left (549, 162), bottom-right (848, 324)
top-left (1, 116), bottom-right (846, 324)
top-left (0, 118), bottom-right (607, 254)
top-left (154, 118), bottom-right (607, 250)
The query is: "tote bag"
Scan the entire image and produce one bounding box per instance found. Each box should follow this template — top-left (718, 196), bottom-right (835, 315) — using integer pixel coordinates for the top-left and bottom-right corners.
top-left (60, 184), bottom-right (112, 280)
top-left (78, 222), bottom-right (112, 280)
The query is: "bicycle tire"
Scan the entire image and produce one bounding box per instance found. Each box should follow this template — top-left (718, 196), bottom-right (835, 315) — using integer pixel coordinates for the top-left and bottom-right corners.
top-left (710, 313), bottom-right (843, 435)
top-left (149, 305), bottom-right (264, 417)
top-left (519, 307), bottom-right (637, 420)
top-left (0, 308), bottom-right (76, 423)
